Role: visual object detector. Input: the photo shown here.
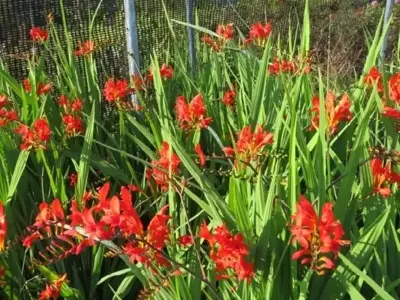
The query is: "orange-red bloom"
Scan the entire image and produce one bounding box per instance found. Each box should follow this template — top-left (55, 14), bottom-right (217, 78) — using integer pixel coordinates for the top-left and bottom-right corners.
top-left (216, 23), bottom-right (234, 41)
top-left (245, 22), bottom-right (272, 45)
top-left (38, 274), bottom-right (67, 300)
top-left (370, 158), bottom-right (400, 197)
top-left (15, 118), bottom-right (52, 151)
top-left (199, 222), bottom-right (254, 283)
top-left (30, 27), bottom-right (48, 42)
top-left (0, 95), bottom-right (18, 127)
top-left (0, 203), bottom-right (6, 252)
top-left (74, 40), bottom-right (95, 57)
top-left (310, 91), bottom-right (352, 135)
top-left (365, 66), bottom-right (383, 92)
top-left (195, 144), bottom-right (206, 167)
top-left (222, 88), bottom-right (236, 107)
top-left (23, 78), bottom-right (32, 93)
top-left (389, 73), bottom-right (400, 104)
top-left (224, 125), bottom-right (273, 164)
top-left (179, 235), bottom-right (194, 247)
top-left (146, 142), bottom-right (181, 191)
top-left (175, 94), bottom-right (212, 131)
top-left (289, 196), bottom-right (350, 275)
top-left (62, 115), bottom-right (84, 136)
top-left (383, 107), bottom-right (400, 119)
top-left (103, 78), bottom-right (131, 103)
top-left (159, 64), bottom-right (174, 79)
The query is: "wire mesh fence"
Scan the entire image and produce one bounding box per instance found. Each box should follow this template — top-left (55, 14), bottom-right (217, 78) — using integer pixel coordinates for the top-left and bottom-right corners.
top-left (0, 0), bottom-right (395, 82)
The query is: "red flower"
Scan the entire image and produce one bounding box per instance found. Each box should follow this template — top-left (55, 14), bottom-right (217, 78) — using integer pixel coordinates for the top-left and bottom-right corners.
top-left (268, 58), bottom-right (281, 75)
top-left (0, 97), bottom-right (18, 126)
top-left (22, 231), bottom-right (42, 248)
top-left (222, 88), bottom-right (236, 107)
top-left (23, 78), bottom-right (32, 93)
top-left (58, 95), bottom-right (68, 106)
top-left (146, 142), bottom-right (181, 191)
top-left (175, 94), bottom-right (212, 131)
top-left (216, 23), bottom-right (234, 40)
top-left (69, 173), bottom-right (78, 186)
top-left (310, 91), bottom-right (352, 134)
top-left (370, 158), bottom-right (400, 197)
top-left (195, 144), bottom-right (206, 167)
top-left (227, 125), bottom-right (273, 164)
top-left (246, 22), bottom-right (272, 45)
top-left (37, 82), bottom-right (52, 96)
top-left (0, 203), bottom-right (6, 252)
top-left (383, 107), bottom-right (400, 119)
top-left (199, 222), bottom-right (254, 283)
top-left (74, 40), bottom-right (95, 57)
top-left (389, 73), bottom-right (400, 104)
top-left (201, 35), bottom-right (221, 52)
top-left (179, 235), bottom-right (194, 247)
top-left (15, 118), bottom-right (51, 150)
top-left (289, 196), bottom-right (350, 275)
top-left (159, 64), bottom-right (174, 79)
top-left (365, 66), bottom-right (383, 92)
top-left (38, 274), bottom-right (67, 300)
top-left (30, 27), bottom-right (48, 42)
top-left (103, 78), bottom-right (131, 103)
top-left (71, 98), bottom-right (83, 112)
top-left (132, 75), bottom-right (144, 91)
top-left (62, 115), bottom-right (84, 135)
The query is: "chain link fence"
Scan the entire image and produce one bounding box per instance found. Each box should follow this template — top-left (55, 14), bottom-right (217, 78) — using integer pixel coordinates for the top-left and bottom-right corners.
top-left (0, 0), bottom-right (395, 82)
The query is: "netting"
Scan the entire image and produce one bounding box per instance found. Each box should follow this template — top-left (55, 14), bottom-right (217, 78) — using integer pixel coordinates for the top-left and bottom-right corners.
top-left (0, 0), bottom-right (390, 83)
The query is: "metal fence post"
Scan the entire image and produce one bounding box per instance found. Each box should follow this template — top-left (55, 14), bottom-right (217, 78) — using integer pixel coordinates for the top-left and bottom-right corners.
top-left (185, 0), bottom-right (196, 74)
top-left (124, 0), bottom-right (141, 103)
top-left (380, 0), bottom-right (394, 64)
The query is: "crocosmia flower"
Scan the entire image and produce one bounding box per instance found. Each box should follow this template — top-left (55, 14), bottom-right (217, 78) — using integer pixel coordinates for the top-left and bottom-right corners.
top-left (224, 125), bottom-right (273, 164)
top-left (216, 23), bottom-right (234, 41)
top-left (159, 64), bottom-right (174, 79)
top-left (383, 107), bottom-right (400, 119)
top-left (245, 22), bottom-right (272, 45)
top-left (74, 40), bottom-right (95, 57)
top-left (0, 203), bottom-right (6, 252)
top-left (103, 78), bottom-right (131, 103)
top-left (195, 144), bottom-right (206, 167)
top-left (370, 158), bottom-right (400, 197)
top-left (38, 274), bottom-right (67, 300)
top-left (146, 142), bottom-right (181, 191)
top-left (365, 66), bottom-right (383, 93)
top-left (389, 73), bottom-right (400, 104)
top-left (199, 222), bottom-right (254, 283)
top-left (310, 91), bottom-right (352, 135)
top-left (37, 82), bottom-right (52, 96)
top-left (289, 196), bottom-right (350, 275)
top-left (175, 94), bottom-right (212, 131)
top-left (15, 118), bottom-right (51, 151)
top-left (30, 27), bottom-right (48, 42)
top-left (222, 88), bottom-right (236, 107)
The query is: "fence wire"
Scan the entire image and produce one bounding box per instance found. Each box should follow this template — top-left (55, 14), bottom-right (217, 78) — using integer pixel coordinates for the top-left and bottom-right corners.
top-left (0, 0), bottom-right (386, 82)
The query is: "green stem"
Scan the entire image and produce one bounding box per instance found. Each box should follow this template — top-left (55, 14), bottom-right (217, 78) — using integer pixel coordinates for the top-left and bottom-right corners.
top-left (39, 149), bottom-right (58, 197)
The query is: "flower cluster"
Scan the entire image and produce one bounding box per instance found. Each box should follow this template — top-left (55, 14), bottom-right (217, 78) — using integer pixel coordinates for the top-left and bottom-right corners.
top-left (202, 24), bottom-right (234, 52)
top-left (223, 125), bottom-right (273, 165)
top-left (58, 95), bottom-right (84, 136)
top-left (0, 203), bottom-right (6, 252)
top-left (365, 67), bottom-right (400, 123)
top-left (38, 274), bottom-right (67, 300)
top-left (244, 22), bottom-right (272, 46)
top-left (200, 222), bottom-right (254, 283)
top-left (289, 196), bottom-right (350, 275)
top-left (268, 56), bottom-right (312, 75)
top-left (146, 64), bottom-right (174, 82)
top-left (310, 91), bottom-right (352, 135)
top-left (30, 27), bottom-right (48, 43)
top-left (22, 183), bottom-right (173, 274)
top-left (175, 94), bottom-right (212, 131)
top-left (146, 142), bottom-right (181, 191)
top-left (370, 158), bottom-right (400, 197)
top-left (0, 95), bottom-right (18, 127)
top-left (74, 40), bottom-right (95, 57)
top-left (23, 79), bottom-right (52, 96)
top-left (222, 87), bottom-right (236, 108)
top-left (15, 118), bottom-right (52, 151)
